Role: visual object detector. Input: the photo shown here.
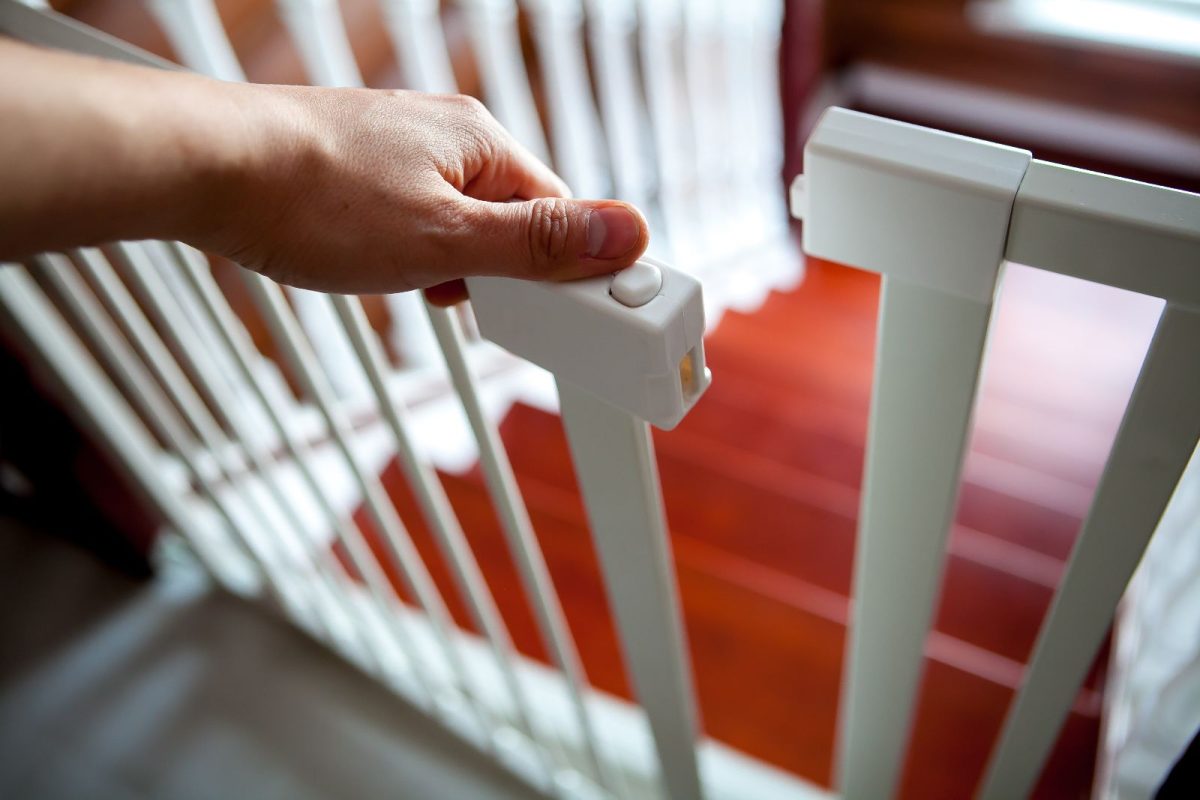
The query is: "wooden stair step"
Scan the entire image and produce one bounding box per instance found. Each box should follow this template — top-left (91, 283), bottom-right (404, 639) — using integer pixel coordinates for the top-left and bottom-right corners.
top-left (357, 456), bottom-right (1099, 798)
top-left (496, 403), bottom-right (1085, 670)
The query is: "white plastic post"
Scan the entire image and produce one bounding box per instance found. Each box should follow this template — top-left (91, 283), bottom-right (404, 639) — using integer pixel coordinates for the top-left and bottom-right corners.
top-left (841, 277), bottom-right (998, 797)
top-left (556, 380), bottom-right (704, 800)
top-left (979, 161), bottom-right (1200, 799)
top-left (979, 303), bottom-right (1200, 799)
top-left (424, 302), bottom-right (617, 793)
top-left (467, 260), bottom-right (711, 799)
top-left (794, 108), bottom-right (1032, 798)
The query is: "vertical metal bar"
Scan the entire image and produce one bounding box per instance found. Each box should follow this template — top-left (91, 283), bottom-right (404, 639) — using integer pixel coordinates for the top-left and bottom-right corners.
top-left (275, 0), bottom-right (363, 87)
top-left (29, 253), bottom-right (191, 452)
top-left (144, 242), bottom-right (257, 416)
top-left (523, 0), bottom-right (609, 198)
top-left (237, 270), bottom-right (496, 741)
top-left (556, 378), bottom-right (704, 800)
top-left (145, 0), bottom-right (245, 81)
top-left (25, 256), bottom-right (319, 618)
top-left (330, 294), bottom-right (560, 782)
top-left (147, 243), bottom-right (442, 709)
top-left (0, 268), bottom-right (237, 590)
top-left (425, 303), bottom-right (617, 792)
top-left (71, 247), bottom-right (379, 667)
top-left (379, 0), bottom-right (457, 94)
top-left (636, 0), bottom-right (701, 267)
top-left (838, 277), bottom-right (996, 799)
top-left (458, 0), bottom-right (550, 163)
top-left (585, 0), bottom-right (655, 210)
top-left (979, 303), bottom-right (1200, 800)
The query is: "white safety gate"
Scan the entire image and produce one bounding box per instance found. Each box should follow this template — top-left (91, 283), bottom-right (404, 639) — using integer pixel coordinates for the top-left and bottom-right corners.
top-left (2, 2), bottom-right (1199, 799)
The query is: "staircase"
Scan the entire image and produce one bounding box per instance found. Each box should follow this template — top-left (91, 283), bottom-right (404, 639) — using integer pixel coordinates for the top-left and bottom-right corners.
top-left (361, 256), bottom-right (1162, 797)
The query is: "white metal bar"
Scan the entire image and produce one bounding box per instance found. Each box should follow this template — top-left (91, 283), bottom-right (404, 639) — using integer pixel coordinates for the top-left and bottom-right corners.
top-left (274, 0), bottom-right (363, 87)
top-left (425, 302), bottom-right (617, 792)
top-left (0, 267), bottom-right (236, 589)
top-left (110, 243), bottom-right (406, 677)
top-left (71, 248), bottom-right (217, 446)
top-left (837, 277), bottom-right (996, 799)
top-left (457, 0), bottom-right (550, 163)
top-left (584, 0), bottom-right (655, 209)
top-left (637, 0), bottom-right (703, 268)
top-left (39, 247), bottom-right (360, 640)
top-left (29, 253), bottom-right (192, 452)
top-left (156, 243), bottom-right (443, 708)
top-left (978, 303), bottom-right (1200, 800)
top-left (72, 246), bottom-right (379, 665)
top-left (380, 0), bottom-right (457, 94)
top-left (145, 0), bottom-right (245, 81)
top-left (329, 294), bottom-right (560, 782)
top-left (136, 242), bottom-right (258, 429)
top-left (522, 0), bottom-right (609, 198)
top-left (236, 271), bottom-right (498, 740)
top-left (556, 377), bottom-right (704, 800)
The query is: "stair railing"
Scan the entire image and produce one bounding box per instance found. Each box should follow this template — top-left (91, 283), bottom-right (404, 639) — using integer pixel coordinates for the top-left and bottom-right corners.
top-left (1, 7), bottom-right (716, 800)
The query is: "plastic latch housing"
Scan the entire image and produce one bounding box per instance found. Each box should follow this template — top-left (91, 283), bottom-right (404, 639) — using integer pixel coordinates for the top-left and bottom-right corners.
top-left (466, 257), bottom-right (711, 430)
top-left (794, 107), bottom-right (1032, 302)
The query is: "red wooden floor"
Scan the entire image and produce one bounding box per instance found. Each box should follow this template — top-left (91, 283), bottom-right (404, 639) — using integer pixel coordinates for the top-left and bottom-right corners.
top-left (355, 257), bottom-right (1163, 798)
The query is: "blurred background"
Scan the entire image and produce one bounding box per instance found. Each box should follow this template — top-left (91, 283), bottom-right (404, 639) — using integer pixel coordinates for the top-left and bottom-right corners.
top-left (2, 1), bottom-right (1198, 798)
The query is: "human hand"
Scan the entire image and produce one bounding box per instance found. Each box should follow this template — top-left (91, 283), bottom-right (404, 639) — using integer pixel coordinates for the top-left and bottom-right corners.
top-left (197, 86), bottom-right (649, 303)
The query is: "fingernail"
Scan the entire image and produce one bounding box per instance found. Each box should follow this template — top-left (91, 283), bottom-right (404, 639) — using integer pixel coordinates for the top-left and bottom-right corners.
top-left (586, 206), bottom-right (641, 260)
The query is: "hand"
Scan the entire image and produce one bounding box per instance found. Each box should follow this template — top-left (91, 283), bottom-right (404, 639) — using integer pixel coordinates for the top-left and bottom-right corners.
top-left (198, 86), bottom-right (649, 302)
top-left (0, 40), bottom-right (649, 302)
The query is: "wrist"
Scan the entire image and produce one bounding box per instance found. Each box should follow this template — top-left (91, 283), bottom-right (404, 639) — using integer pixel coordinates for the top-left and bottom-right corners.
top-left (171, 81), bottom-right (312, 259)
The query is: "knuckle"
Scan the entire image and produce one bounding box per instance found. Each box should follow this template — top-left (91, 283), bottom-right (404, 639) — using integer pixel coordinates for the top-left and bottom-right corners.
top-left (451, 93), bottom-right (487, 117)
top-left (527, 198), bottom-right (574, 268)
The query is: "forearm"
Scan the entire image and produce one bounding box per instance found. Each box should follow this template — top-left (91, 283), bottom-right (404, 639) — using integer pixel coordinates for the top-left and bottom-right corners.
top-left (0, 36), bottom-right (648, 295)
top-left (0, 37), bottom-right (292, 259)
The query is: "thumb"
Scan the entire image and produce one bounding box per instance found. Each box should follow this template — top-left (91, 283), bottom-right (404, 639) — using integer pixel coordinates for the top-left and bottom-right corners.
top-left (457, 197), bottom-right (650, 281)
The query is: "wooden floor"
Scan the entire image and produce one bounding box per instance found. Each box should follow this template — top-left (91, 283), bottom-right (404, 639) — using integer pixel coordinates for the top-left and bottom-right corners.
top-left (359, 257), bottom-right (1163, 798)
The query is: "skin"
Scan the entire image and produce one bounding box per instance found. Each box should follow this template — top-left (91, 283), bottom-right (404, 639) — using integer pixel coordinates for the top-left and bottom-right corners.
top-left (0, 38), bottom-right (651, 305)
